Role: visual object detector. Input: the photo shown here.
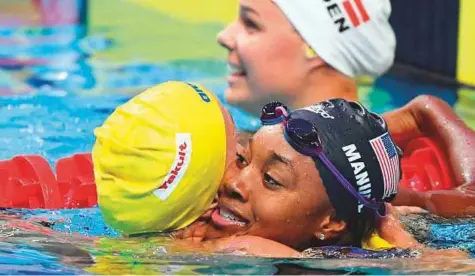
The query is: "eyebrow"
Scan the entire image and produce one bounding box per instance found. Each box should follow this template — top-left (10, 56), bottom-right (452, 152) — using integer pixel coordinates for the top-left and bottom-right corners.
top-left (249, 136), bottom-right (295, 171)
top-left (240, 5), bottom-right (260, 17)
top-left (270, 152), bottom-right (295, 172)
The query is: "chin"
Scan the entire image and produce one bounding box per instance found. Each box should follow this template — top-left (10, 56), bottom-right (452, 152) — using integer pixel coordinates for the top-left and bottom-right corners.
top-left (224, 83), bottom-right (251, 102)
top-left (203, 226), bottom-right (236, 240)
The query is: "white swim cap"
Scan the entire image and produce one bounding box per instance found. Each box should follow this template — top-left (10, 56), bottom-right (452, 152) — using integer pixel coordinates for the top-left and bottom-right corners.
top-left (273, 0), bottom-right (396, 77)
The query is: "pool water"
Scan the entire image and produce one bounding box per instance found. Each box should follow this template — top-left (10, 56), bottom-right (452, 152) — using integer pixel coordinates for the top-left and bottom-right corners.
top-left (1, 0), bottom-right (475, 274)
top-left (1, 208), bottom-right (475, 274)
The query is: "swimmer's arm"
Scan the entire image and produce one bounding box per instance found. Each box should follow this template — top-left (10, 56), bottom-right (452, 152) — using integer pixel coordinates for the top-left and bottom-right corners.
top-left (380, 204), bottom-right (469, 258)
top-left (414, 184), bottom-right (475, 217)
top-left (204, 235), bottom-right (300, 258)
top-left (391, 188), bottom-right (427, 209)
top-left (384, 95), bottom-right (475, 187)
top-left (383, 98), bottom-right (422, 148)
top-left (378, 204), bottom-right (421, 249)
top-left (393, 185), bottom-right (475, 217)
top-left (385, 95), bottom-right (475, 216)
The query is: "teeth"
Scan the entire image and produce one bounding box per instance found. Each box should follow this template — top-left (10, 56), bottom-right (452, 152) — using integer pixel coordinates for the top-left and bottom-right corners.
top-left (220, 208), bottom-right (237, 221)
top-left (220, 208), bottom-right (245, 224)
top-left (227, 64), bottom-right (245, 74)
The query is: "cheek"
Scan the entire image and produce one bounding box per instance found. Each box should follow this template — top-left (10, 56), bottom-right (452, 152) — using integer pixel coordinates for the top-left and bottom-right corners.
top-left (250, 193), bottom-right (322, 246)
top-left (239, 35), bottom-right (306, 94)
top-left (254, 191), bottom-right (320, 228)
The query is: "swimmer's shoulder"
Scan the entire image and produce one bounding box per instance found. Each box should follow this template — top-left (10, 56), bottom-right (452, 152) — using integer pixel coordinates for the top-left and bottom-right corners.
top-left (203, 235), bottom-right (300, 258)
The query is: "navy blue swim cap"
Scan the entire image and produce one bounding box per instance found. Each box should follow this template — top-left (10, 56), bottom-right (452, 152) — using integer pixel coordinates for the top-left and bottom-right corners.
top-left (289, 99), bottom-right (401, 219)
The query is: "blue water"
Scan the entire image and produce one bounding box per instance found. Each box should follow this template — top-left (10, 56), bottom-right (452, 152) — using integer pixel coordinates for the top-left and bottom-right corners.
top-left (2, 207), bottom-right (475, 274)
top-left (1, 2), bottom-right (475, 275)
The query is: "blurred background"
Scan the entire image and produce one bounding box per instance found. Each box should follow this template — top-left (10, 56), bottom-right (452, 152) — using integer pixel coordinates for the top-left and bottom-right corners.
top-left (0, 0), bottom-right (474, 162)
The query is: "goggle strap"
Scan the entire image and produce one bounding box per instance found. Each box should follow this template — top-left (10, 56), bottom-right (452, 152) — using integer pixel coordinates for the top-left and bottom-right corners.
top-left (275, 106), bottom-right (289, 118)
top-left (316, 152), bottom-right (385, 217)
top-left (262, 103), bottom-right (386, 218)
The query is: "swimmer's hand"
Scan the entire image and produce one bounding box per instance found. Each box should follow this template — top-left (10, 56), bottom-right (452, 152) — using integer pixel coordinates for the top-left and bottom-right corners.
top-left (379, 204), bottom-right (469, 258)
top-left (383, 100), bottom-right (421, 149)
top-left (171, 201), bottom-right (218, 242)
top-left (378, 203), bottom-right (421, 249)
top-left (394, 205), bottom-right (428, 216)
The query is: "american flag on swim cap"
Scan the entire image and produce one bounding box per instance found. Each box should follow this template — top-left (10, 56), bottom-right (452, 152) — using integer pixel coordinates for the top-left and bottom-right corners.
top-left (369, 132), bottom-right (399, 199)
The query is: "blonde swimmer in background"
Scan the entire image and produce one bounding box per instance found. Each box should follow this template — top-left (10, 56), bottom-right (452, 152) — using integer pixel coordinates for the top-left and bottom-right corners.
top-left (218, 0), bottom-right (396, 115)
top-left (93, 81), bottom-right (237, 235)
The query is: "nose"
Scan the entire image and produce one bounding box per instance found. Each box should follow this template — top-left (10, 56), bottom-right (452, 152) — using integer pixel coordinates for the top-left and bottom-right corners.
top-left (217, 21), bottom-right (238, 52)
top-left (223, 169), bottom-right (251, 202)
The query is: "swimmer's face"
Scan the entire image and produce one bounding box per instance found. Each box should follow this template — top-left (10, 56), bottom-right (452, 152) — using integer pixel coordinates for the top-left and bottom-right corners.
top-left (206, 125), bottom-right (342, 249)
top-left (217, 0), bottom-right (318, 115)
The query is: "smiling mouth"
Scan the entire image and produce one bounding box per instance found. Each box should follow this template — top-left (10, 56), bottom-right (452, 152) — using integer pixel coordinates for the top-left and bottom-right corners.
top-left (227, 63), bottom-right (246, 76)
top-left (211, 206), bottom-right (248, 227)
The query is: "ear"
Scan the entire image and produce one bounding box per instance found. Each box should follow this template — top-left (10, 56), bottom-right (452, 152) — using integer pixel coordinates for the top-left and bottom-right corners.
top-left (303, 44), bottom-right (326, 70)
top-left (313, 213), bottom-right (347, 241)
top-left (305, 44), bottom-right (317, 58)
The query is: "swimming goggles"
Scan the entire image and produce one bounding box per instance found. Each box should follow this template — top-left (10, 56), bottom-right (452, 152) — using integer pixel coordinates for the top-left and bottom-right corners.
top-left (260, 102), bottom-right (386, 217)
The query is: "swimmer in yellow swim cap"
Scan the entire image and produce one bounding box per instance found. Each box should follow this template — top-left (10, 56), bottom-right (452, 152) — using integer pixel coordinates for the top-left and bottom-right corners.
top-left (92, 81), bottom-right (237, 235)
top-left (91, 86), bottom-right (466, 258)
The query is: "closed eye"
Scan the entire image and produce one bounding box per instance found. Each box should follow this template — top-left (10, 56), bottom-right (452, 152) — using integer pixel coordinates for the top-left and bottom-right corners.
top-left (264, 173), bottom-right (283, 188)
top-left (242, 16), bottom-right (260, 32)
top-left (240, 6), bottom-right (261, 32)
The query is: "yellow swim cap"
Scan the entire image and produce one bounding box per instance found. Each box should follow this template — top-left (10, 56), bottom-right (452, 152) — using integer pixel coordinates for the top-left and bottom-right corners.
top-left (92, 81), bottom-right (227, 235)
top-left (362, 233), bottom-right (394, 251)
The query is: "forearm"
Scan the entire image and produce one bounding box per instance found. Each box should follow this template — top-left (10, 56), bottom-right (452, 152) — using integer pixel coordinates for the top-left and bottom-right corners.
top-left (409, 96), bottom-right (475, 185)
top-left (391, 188), bottom-right (427, 209)
top-left (411, 96), bottom-right (469, 152)
top-left (419, 185), bottom-right (475, 217)
top-left (383, 103), bottom-right (422, 148)
top-left (394, 177), bottom-right (475, 217)
top-left (385, 95), bottom-right (475, 187)
top-left (384, 95), bottom-right (467, 147)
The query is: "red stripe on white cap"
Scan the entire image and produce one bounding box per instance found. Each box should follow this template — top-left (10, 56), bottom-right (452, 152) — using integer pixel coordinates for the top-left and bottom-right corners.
top-left (343, 0), bottom-right (361, 27)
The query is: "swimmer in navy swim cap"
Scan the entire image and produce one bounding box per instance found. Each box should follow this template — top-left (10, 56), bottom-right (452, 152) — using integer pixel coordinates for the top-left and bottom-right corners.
top-left (178, 99), bottom-right (404, 252)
